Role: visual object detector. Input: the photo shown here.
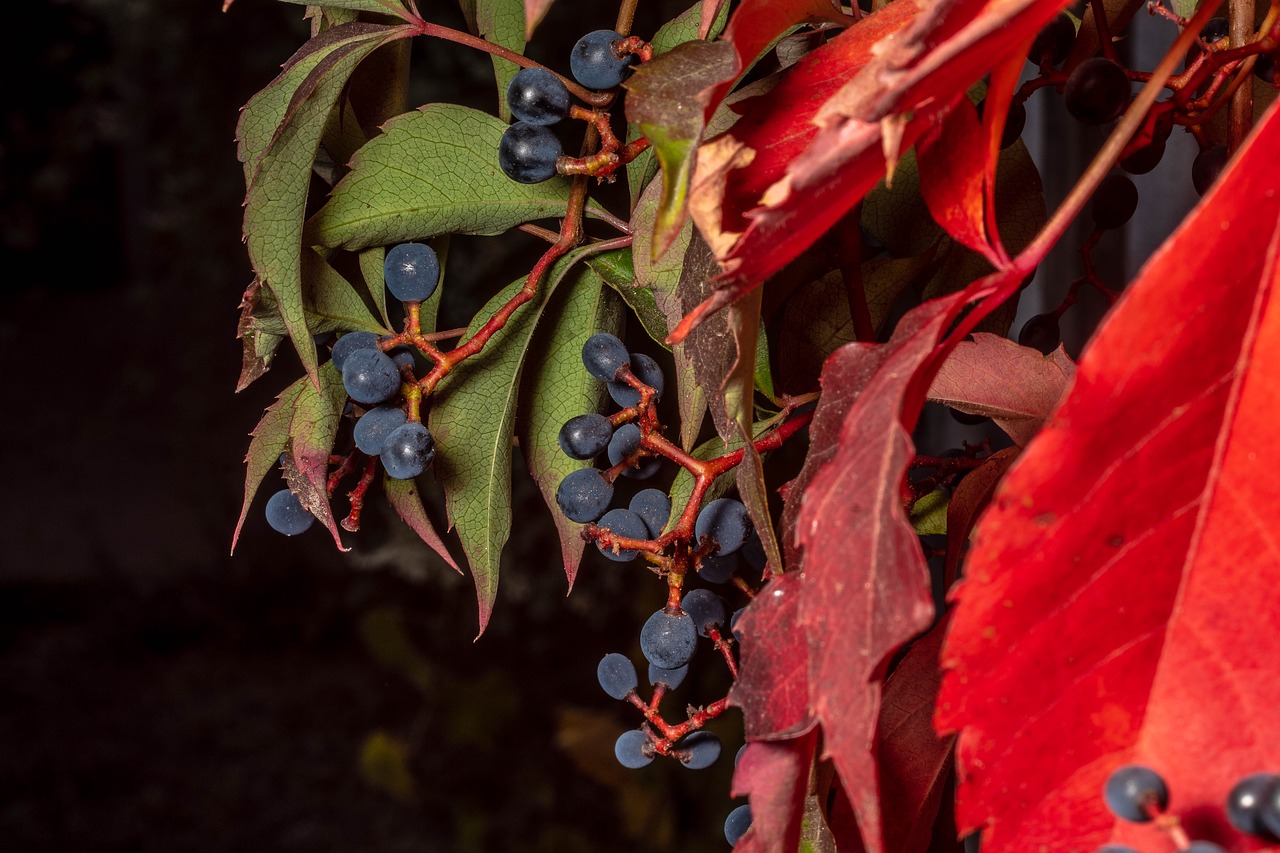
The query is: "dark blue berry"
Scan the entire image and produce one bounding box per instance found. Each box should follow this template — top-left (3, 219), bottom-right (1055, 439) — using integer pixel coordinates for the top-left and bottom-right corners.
top-left (1029, 12), bottom-right (1075, 65)
top-left (1096, 847), bottom-right (1140, 853)
top-left (331, 331), bottom-right (378, 371)
top-left (506, 67), bottom-right (570, 126)
top-left (342, 347), bottom-right (401, 405)
top-left (628, 489), bottom-right (671, 538)
top-left (581, 332), bottom-right (630, 381)
top-left (648, 662), bottom-right (688, 689)
top-left (1064, 57), bottom-right (1130, 124)
top-left (381, 422), bottom-right (435, 479)
top-left (724, 804), bottom-right (752, 846)
top-left (1226, 773), bottom-right (1280, 837)
top-left (380, 337), bottom-right (416, 371)
top-left (1120, 139), bottom-right (1166, 175)
top-left (640, 609), bottom-right (697, 669)
top-left (608, 423), bottom-right (641, 464)
top-left (742, 532), bottom-right (766, 573)
top-left (265, 488), bottom-right (314, 536)
top-left (735, 744), bottom-right (747, 767)
top-left (1091, 174), bottom-right (1138, 230)
top-left (681, 588), bottom-right (727, 637)
top-left (498, 121), bottom-right (562, 184)
top-left (1200, 17), bottom-right (1229, 44)
top-left (1192, 144), bottom-right (1229, 196)
top-left (570, 29), bottom-right (631, 90)
top-left (596, 508), bottom-right (648, 562)
top-left (555, 468), bottom-right (613, 523)
top-left (675, 731), bottom-right (721, 770)
top-left (1103, 765), bottom-right (1169, 822)
top-left (614, 729), bottom-right (654, 769)
top-left (730, 607), bottom-right (745, 641)
top-left (596, 652), bottom-right (638, 700)
top-left (695, 498), bottom-right (753, 555)
top-left (1017, 312), bottom-right (1060, 355)
top-left (558, 413), bottom-right (613, 460)
top-left (1185, 844), bottom-right (1226, 853)
top-left (1256, 53), bottom-right (1278, 86)
top-left (353, 405), bottom-right (407, 455)
top-left (1258, 774), bottom-right (1280, 837)
top-left (607, 352), bottom-right (665, 407)
top-left (698, 552), bottom-right (738, 584)
top-left (383, 242), bottom-right (440, 302)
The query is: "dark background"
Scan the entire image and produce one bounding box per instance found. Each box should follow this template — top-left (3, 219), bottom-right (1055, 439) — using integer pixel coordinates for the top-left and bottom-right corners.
top-left (0, 1), bottom-right (737, 850)
top-left (0, 1), bottom-right (1199, 851)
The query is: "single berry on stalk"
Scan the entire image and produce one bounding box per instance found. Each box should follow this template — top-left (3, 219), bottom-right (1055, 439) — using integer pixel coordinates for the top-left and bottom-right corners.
top-left (581, 333), bottom-right (630, 381)
top-left (1103, 765), bottom-right (1169, 822)
top-left (1028, 12), bottom-right (1075, 66)
top-left (1259, 774), bottom-right (1280, 837)
top-left (1200, 16), bottom-right (1229, 44)
top-left (558, 413), bottom-right (612, 460)
top-left (681, 588), bottom-right (728, 637)
top-left (648, 662), bottom-right (688, 689)
top-left (341, 347), bottom-right (401, 405)
top-left (1226, 774), bottom-right (1280, 837)
top-left (1090, 174), bottom-right (1138, 230)
top-left (1192, 144), bottom-right (1229, 196)
top-left (498, 121), bottom-right (562, 184)
top-left (675, 731), bottom-right (721, 770)
top-left (1120, 139), bottom-right (1165, 174)
top-left (570, 29), bottom-right (631, 90)
top-left (629, 489), bottom-right (671, 538)
top-left (614, 729), bottom-right (654, 769)
top-left (1064, 57), bottom-right (1130, 125)
top-left (698, 552), bottom-right (739, 584)
top-left (381, 422), bottom-right (435, 479)
top-left (640, 609), bottom-right (698, 670)
top-left (506, 67), bottom-right (570, 125)
top-left (695, 498), bottom-right (753, 555)
top-left (353, 405), bottom-right (407, 456)
top-left (381, 337), bottom-right (416, 371)
top-left (595, 508), bottom-right (649, 562)
top-left (724, 804), bottom-right (753, 846)
top-left (555, 468), bottom-right (613, 523)
top-left (607, 423), bottom-right (642, 465)
top-left (265, 488), bottom-right (314, 536)
top-left (596, 652), bottom-right (638, 700)
top-left (331, 331), bottom-right (378, 372)
top-left (607, 352), bottom-right (665, 407)
top-left (1017, 312), bottom-right (1060, 355)
top-left (383, 242), bottom-right (440, 302)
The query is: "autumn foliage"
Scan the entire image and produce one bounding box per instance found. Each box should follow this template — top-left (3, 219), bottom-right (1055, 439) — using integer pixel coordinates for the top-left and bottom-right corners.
top-left (231, 0), bottom-right (1280, 849)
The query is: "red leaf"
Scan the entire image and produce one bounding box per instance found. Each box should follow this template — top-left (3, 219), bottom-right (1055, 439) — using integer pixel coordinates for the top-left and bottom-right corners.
top-left (731, 731), bottom-right (820, 853)
top-left (878, 619), bottom-right (956, 853)
top-left (943, 447), bottom-right (1018, 587)
top-left (916, 97), bottom-right (1000, 266)
top-left (936, 104), bottom-right (1280, 853)
top-left (795, 295), bottom-right (959, 853)
top-left (731, 572), bottom-right (815, 739)
top-left (927, 333), bottom-right (1075, 446)
top-left (676, 0), bottom-right (1069, 342)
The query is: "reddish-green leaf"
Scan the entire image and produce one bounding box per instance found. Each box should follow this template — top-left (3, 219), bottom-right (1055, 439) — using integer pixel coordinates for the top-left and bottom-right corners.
top-left (927, 333), bottom-right (1074, 446)
top-left (731, 729), bottom-right (820, 853)
top-left (936, 104), bottom-right (1280, 853)
top-left (382, 474), bottom-right (462, 574)
top-left (282, 362), bottom-right (350, 551)
top-left (232, 375), bottom-right (307, 551)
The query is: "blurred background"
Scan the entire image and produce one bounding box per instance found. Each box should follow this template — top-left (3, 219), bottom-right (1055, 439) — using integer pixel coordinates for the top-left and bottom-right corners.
top-left (0, 0), bottom-right (1202, 851)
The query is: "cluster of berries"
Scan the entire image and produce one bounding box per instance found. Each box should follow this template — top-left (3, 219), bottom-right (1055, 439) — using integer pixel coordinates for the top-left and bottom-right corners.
top-left (498, 30), bottom-right (636, 184)
top-left (264, 242), bottom-right (442, 536)
top-left (1097, 764), bottom-right (1280, 852)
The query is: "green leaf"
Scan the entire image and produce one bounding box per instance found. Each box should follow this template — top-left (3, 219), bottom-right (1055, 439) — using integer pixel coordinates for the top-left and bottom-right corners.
top-left (383, 474), bottom-right (462, 573)
top-left (476, 0), bottom-right (525, 121)
top-left (357, 246), bottom-right (392, 328)
top-left (287, 0), bottom-right (411, 16)
top-left (306, 104), bottom-right (577, 251)
top-left (585, 249), bottom-right (671, 349)
top-left (236, 279), bottom-right (285, 391)
top-left (910, 488), bottom-right (948, 536)
top-left (282, 361), bottom-right (351, 550)
top-left (247, 250), bottom-right (389, 336)
top-left (232, 376), bottom-right (307, 551)
top-left (519, 269), bottom-right (623, 589)
top-left (625, 0), bottom-right (731, 206)
top-left (428, 248), bottom-right (597, 635)
top-left (240, 22), bottom-right (410, 387)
